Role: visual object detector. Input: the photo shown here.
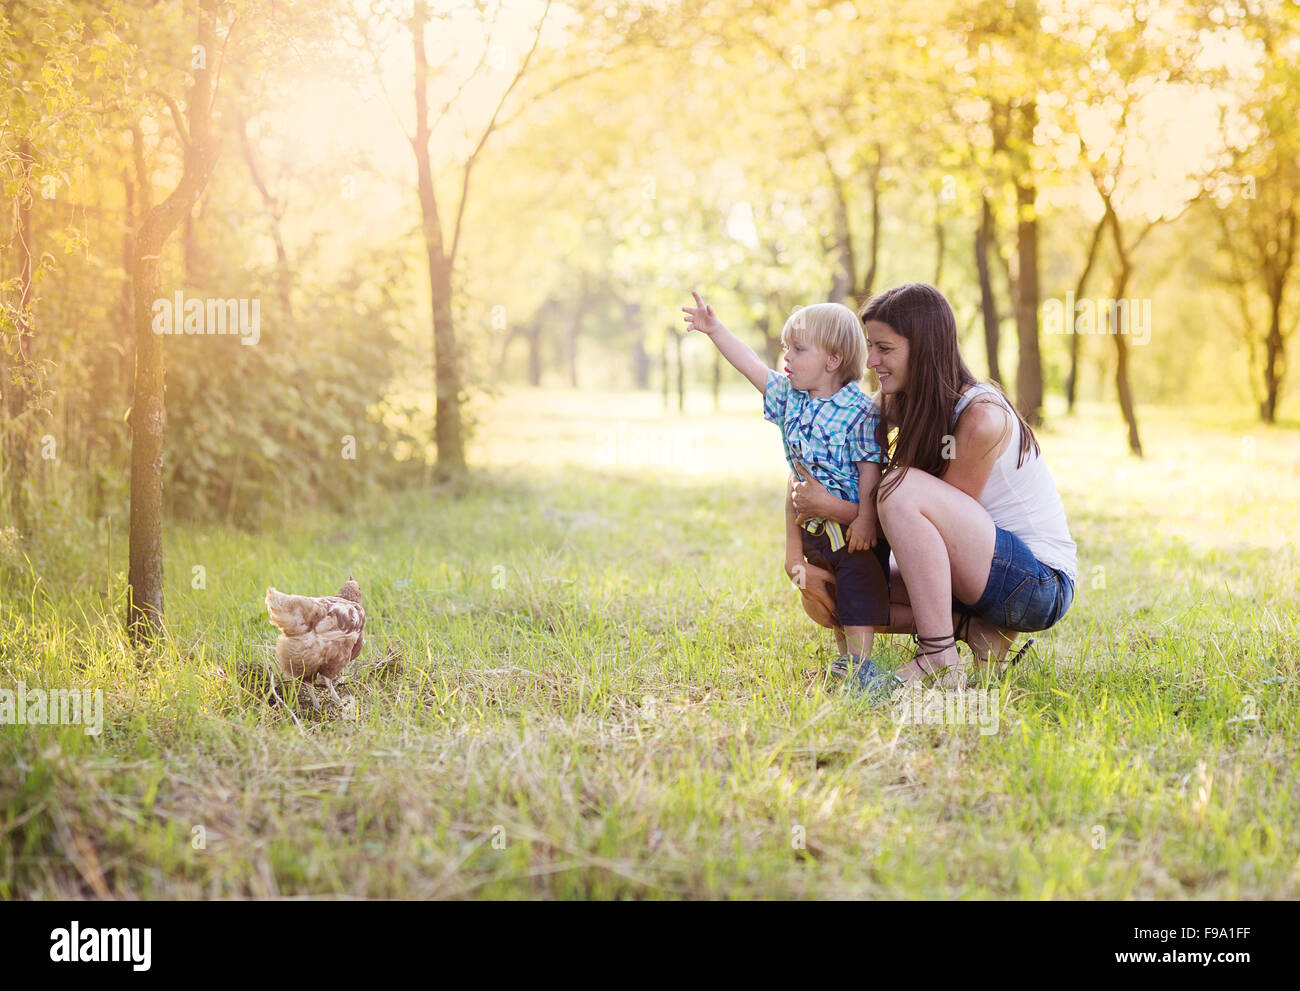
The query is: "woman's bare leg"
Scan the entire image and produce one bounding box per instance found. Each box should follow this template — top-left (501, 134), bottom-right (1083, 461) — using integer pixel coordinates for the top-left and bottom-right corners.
top-left (876, 469), bottom-right (998, 685)
top-left (881, 570), bottom-right (1018, 667)
top-left (961, 614), bottom-right (1020, 663)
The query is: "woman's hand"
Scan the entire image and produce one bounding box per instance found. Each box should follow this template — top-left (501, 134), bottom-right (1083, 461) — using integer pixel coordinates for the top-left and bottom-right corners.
top-left (784, 556), bottom-right (806, 584)
top-left (790, 463), bottom-right (858, 525)
top-left (791, 559), bottom-right (839, 629)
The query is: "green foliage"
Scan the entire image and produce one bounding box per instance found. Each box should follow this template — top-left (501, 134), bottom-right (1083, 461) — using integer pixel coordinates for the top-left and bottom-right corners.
top-left (163, 247), bottom-right (426, 526)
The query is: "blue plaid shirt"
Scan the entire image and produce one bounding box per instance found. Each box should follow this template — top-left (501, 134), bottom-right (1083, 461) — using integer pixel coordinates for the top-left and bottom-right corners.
top-left (763, 370), bottom-right (884, 503)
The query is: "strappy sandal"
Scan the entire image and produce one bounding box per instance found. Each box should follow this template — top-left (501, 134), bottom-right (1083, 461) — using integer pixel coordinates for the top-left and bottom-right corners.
top-left (954, 608), bottom-right (974, 648)
top-left (1007, 639), bottom-right (1034, 664)
top-left (847, 634), bottom-right (963, 703)
top-left (907, 633), bottom-right (965, 689)
top-left (954, 607), bottom-right (1035, 667)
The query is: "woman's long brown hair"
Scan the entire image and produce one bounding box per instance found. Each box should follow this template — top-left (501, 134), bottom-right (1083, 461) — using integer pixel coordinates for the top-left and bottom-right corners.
top-left (861, 283), bottom-right (1039, 503)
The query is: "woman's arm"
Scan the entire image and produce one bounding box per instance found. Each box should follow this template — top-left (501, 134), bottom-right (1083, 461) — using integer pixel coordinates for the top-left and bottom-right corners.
top-left (794, 401), bottom-right (1013, 521)
top-left (790, 463), bottom-right (859, 525)
top-left (942, 401), bottom-right (1012, 501)
top-left (784, 487), bottom-right (839, 627)
top-left (784, 488), bottom-right (806, 576)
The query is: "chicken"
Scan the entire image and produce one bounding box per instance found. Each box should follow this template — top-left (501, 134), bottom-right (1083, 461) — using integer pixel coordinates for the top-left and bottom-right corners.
top-left (265, 575), bottom-right (365, 709)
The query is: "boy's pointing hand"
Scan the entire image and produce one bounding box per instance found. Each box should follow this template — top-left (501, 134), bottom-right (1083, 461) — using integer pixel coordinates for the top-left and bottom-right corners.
top-left (682, 291), bottom-right (722, 336)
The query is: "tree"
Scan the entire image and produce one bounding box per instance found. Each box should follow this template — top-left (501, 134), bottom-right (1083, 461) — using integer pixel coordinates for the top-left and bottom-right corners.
top-left (0, 4), bottom-right (110, 526)
top-left (126, 0), bottom-right (224, 638)
top-left (1054, 0), bottom-right (1204, 454)
top-left (1208, 0), bottom-right (1300, 423)
top-left (353, 0), bottom-right (557, 477)
top-left (943, 0), bottom-right (1062, 423)
top-left (725, 0), bottom-right (926, 307)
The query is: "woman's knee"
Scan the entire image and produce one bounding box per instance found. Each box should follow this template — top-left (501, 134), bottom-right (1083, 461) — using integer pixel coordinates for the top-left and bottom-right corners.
top-left (876, 472), bottom-right (920, 527)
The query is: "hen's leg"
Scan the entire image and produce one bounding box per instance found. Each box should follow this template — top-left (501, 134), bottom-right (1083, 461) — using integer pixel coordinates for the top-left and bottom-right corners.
top-left (304, 680), bottom-right (320, 712)
top-left (322, 677), bottom-right (343, 706)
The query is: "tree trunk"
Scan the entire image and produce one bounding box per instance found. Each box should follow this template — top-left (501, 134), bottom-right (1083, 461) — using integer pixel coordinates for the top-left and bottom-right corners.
top-left (183, 209), bottom-right (202, 287)
top-left (1112, 331), bottom-right (1142, 456)
top-left (567, 275), bottom-right (590, 389)
top-left (527, 325), bottom-right (542, 387)
top-left (412, 1), bottom-right (466, 477)
top-left (1104, 207), bottom-right (1143, 457)
top-left (756, 311), bottom-right (780, 368)
top-left (128, 251), bottom-right (167, 635)
top-left (127, 0), bottom-right (222, 640)
top-left (4, 139), bottom-right (36, 528)
top-left (1257, 202), bottom-right (1294, 423)
top-left (1261, 291), bottom-right (1284, 423)
top-left (988, 101), bottom-right (1017, 320)
top-left (1013, 103), bottom-right (1043, 427)
top-left (125, 123), bottom-right (150, 406)
top-left (1065, 215), bottom-right (1107, 413)
top-left (860, 143), bottom-right (883, 301)
top-left (975, 194), bottom-right (1003, 386)
top-left (239, 116), bottom-right (293, 334)
top-left (626, 301), bottom-right (648, 389)
top-left (828, 172), bottom-right (855, 304)
top-left (674, 328), bottom-right (685, 413)
top-left (933, 211), bottom-right (945, 289)
top-left (661, 330), bottom-right (670, 410)
top-left (116, 163), bottom-right (135, 405)
top-left (88, 160), bottom-right (136, 517)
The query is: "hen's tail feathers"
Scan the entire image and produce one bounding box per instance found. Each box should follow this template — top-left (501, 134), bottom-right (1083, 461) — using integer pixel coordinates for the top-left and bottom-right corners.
top-left (265, 587), bottom-right (320, 636)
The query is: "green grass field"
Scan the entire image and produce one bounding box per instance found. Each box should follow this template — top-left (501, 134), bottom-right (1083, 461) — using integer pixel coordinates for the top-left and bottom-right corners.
top-left (2, 388), bottom-right (1298, 898)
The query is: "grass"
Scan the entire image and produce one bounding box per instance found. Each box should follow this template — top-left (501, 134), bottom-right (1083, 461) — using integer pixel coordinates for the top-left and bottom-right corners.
top-left (2, 388), bottom-right (1298, 898)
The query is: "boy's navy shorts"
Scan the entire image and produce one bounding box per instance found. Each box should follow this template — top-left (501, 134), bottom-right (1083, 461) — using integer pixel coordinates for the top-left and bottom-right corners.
top-left (800, 522), bottom-right (892, 628)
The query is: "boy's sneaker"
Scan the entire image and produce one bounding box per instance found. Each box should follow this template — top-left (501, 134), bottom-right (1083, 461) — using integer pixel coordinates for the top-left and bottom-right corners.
top-left (829, 655), bottom-right (853, 679)
top-left (847, 657), bottom-right (905, 702)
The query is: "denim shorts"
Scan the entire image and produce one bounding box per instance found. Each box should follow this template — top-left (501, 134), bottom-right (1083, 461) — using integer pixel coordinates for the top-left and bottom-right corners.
top-left (963, 526), bottom-right (1075, 633)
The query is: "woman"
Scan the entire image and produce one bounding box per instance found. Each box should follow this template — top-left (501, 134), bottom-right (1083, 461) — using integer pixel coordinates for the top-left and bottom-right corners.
top-left (791, 283), bottom-right (1077, 693)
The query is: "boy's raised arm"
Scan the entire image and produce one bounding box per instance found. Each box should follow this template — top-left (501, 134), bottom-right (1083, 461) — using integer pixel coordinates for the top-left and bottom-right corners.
top-left (682, 290), bottom-right (771, 393)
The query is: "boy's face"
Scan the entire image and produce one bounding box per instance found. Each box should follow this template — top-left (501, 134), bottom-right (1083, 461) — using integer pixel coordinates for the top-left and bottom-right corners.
top-left (782, 335), bottom-right (840, 393)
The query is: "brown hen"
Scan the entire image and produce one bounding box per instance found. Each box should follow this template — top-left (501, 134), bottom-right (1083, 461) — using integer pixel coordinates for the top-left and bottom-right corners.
top-left (265, 575), bottom-right (365, 708)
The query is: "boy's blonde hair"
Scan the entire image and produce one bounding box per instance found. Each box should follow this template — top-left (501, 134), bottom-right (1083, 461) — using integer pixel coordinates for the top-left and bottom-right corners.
top-left (780, 302), bottom-right (867, 384)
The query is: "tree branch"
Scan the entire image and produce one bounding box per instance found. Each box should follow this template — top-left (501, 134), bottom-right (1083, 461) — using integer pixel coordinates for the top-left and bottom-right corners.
top-left (151, 88), bottom-right (190, 148)
top-left (447, 0), bottom-right (552, 266)
top-left (430, 1), bottom-right (501, 131)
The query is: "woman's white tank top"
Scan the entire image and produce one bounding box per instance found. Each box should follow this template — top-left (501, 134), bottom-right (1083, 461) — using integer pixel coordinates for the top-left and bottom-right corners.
top-left (952, 384), bottom-right (1078, 582)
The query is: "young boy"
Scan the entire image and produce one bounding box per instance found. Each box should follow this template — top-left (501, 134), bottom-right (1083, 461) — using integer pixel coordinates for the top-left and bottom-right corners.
top-left (681, 291), bottom-right (892, 683)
